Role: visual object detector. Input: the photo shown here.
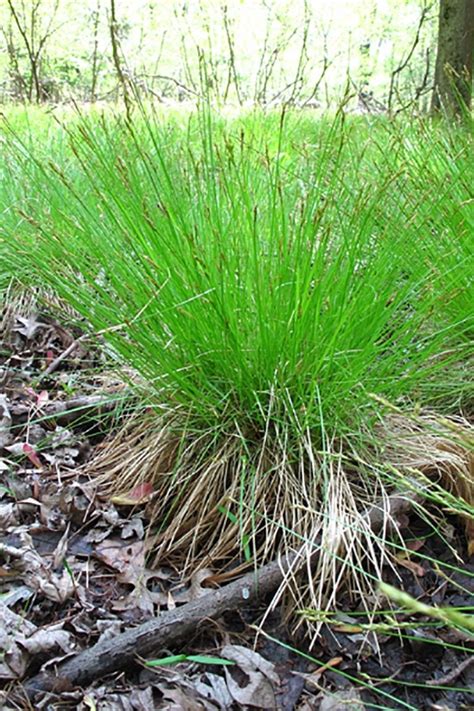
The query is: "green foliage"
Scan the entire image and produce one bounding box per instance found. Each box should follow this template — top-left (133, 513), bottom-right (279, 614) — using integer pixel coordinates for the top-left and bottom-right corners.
top-left (145, 654), bottom-right (235, 667)
top-left (380, 582), bottom-right (474, 634)
top-left (0, 0), bottom-right (436, 107)
top-left (1, 105), bottom-right (473, 632)
top-left (1, 107), bottom-right (472, 441)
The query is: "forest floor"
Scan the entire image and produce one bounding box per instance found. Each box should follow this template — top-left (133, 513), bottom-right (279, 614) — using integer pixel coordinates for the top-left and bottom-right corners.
top-left (1, 298), bottom-right (473, 711)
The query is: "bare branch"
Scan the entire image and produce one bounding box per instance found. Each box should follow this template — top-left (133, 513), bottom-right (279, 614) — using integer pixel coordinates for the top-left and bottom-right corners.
top-left (388, 2), bottom-right (433, 113)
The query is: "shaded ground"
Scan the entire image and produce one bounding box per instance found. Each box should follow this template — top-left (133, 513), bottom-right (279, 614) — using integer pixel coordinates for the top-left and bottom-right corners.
top-left (0, 299), bottom-right (473, 710)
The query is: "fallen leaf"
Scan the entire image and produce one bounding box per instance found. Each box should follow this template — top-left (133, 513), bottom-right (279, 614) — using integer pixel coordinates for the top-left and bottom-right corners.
top-left (189, 568), bottom-right (214, 600)
top-left (25, 389), bottom-right (50, 409)
top-left (395, 557), bottom-right (426, 577)
top-left (220, 645), bottom-right (279, 683)
top-left (113, 584), bottom-right (159, 616)
top-left (97, 538), bottom-right (168, 614)
top-left (95, 539), bottom-right (146, 583)
top-left (110, 481), bottom-right (155, 506)
top-left (0, 585), bottom-right (34, 608)
top-left (159, 685), bottom-right (214, 710)
top-left (121, 517), bottom-right (145, 540)
top-left (224, 666), bottom-right (275, 708)
top-left (0, 395), bottom-right (12, 449)
top-left (53, 527), bottom-right (70, 569)
top-left (0, 503), bottom-right (18, 528)
top-left (0, 537), bottom-right (75, 603)
top-left (14, 314), bottom-right (46, 340)
top-left (35, 567), bottom-right (75, 603)
top-left (3, 443), bottom-right (26, 458)
top-left (195, 672), bottom-right (234, 708)
top-left (0, 601), bottom-right (37, 679)
top-left (319, 688), bottom-right (365, 711)
top-left (221, 644), bottom-right (278, 708)
top-left (22, 443), bottom-right (43, 470)
top-left (20, 626), bottom-right (72, 655)
top-left (96, 620), bottom-right (123, 644)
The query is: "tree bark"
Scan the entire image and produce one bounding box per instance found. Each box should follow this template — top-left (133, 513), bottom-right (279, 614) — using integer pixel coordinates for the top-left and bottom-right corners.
top-left (3, 25), bottom-right (27, 100)
top-left (6, 0), bottom-right (60, 103)
top-left (109, 0), bottom-right (132, 120)
top-left (431, 0), bottom-right (474, 116)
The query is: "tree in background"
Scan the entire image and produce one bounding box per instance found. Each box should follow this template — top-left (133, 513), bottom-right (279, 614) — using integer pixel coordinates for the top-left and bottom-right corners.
top-left (431, 0), bottom-right (474, 115)
top-left (0, 0), bottom-right (441, 111)
top-left (109, 0), bottom-right (132, 118)
top-left (6, 0), bottom-right (60, 102)
top-left (89, 0), bottom-right (102, 102)
top-left (2, 22), bottom-right (27, 100)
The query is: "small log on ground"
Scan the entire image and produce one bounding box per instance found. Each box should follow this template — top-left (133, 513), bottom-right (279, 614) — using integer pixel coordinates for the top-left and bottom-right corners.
top-left (23, 490), bottom-right (422, 696)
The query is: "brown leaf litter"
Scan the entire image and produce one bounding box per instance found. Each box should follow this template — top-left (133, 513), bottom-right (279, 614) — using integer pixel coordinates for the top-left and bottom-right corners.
top-left (1, 292), bottom-right (473, 710)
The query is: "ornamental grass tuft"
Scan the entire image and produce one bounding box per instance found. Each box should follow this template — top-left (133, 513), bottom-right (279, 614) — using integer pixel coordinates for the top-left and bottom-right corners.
top-left (1, 105), bottom-right (473, 623)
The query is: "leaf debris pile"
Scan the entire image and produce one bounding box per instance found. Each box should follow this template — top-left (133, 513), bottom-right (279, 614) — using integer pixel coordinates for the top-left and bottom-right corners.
top-left (0, 300), bottom-right (473, 710)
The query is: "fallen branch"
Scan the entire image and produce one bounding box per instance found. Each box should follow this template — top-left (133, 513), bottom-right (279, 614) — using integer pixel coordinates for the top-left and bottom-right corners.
top-left (22, 490), bottom-right (422, 697)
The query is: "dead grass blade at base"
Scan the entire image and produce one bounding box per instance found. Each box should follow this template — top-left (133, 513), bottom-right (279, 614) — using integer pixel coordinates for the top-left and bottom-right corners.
top-left (85, 407), bottom-right (473, 632)
top-left (0, 281), bottom-right (82, 341)
top-left (379, 413), bottom-right (474, 552)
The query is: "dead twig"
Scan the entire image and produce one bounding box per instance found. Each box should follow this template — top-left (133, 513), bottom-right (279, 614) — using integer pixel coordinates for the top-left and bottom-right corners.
top-left (38, 334), bottom-right (88, 381)
top-left (426, 656), bottom-right (474, 686)
top-left (23, 490), bottom-right (422, 697)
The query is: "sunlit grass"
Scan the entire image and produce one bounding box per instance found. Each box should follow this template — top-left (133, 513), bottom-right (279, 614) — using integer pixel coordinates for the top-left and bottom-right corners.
top-left (1, 104), bottom-right (472, 625)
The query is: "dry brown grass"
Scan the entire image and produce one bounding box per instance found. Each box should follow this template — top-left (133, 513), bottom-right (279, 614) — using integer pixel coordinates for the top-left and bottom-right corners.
top-left (87, 407), bottom-right (473, 629)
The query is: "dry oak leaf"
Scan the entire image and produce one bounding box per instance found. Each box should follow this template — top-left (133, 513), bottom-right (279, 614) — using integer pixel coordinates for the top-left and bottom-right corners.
top-left (0, 503), bottom-right (19, 528)
top-left (319, 688), bottom-right (365, 710)
top-left (19, 626), bottom-right (73, 656)
top-left (14, 314), bottom-right (47, 340)
top-left (96, 538), bottom-right (169, 615)
top-left (0, 538), bottom-right (75, 602)
top-left (221, 644), bottom-right (279, 708)
top-left (95, 539), bottom-right (148, 584)
top-left (0, 601), bottom-right (36, 679)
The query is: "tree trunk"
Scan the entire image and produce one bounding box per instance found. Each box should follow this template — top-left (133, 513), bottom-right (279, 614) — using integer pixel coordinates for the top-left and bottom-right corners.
top-left (109, 0), bottom-right (132, 120)
top-left (431, 0), bottom-right (474, 116)
top-left (4, 25), bottom-right (27, 100)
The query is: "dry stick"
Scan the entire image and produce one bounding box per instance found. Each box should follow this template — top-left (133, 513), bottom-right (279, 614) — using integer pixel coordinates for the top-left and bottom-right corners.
top-left (38, 321), bottom-right (131, 381)
top-left (38, 334), bottom-right (88, 380)
top-left (23, 491), bottom-right (421, 696)
top-left (426, 655), bottom-right (474, 686)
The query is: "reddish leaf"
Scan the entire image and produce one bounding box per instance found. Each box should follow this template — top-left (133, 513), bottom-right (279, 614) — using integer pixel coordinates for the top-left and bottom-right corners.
top-left (25, 388), bottom-right (48, 408)
top-left (36, 390), bottom-right (49, 408)
top-left (110, 482), bottom-right (155, 506)
top-left (22, 443), bottom-right (43, 470)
